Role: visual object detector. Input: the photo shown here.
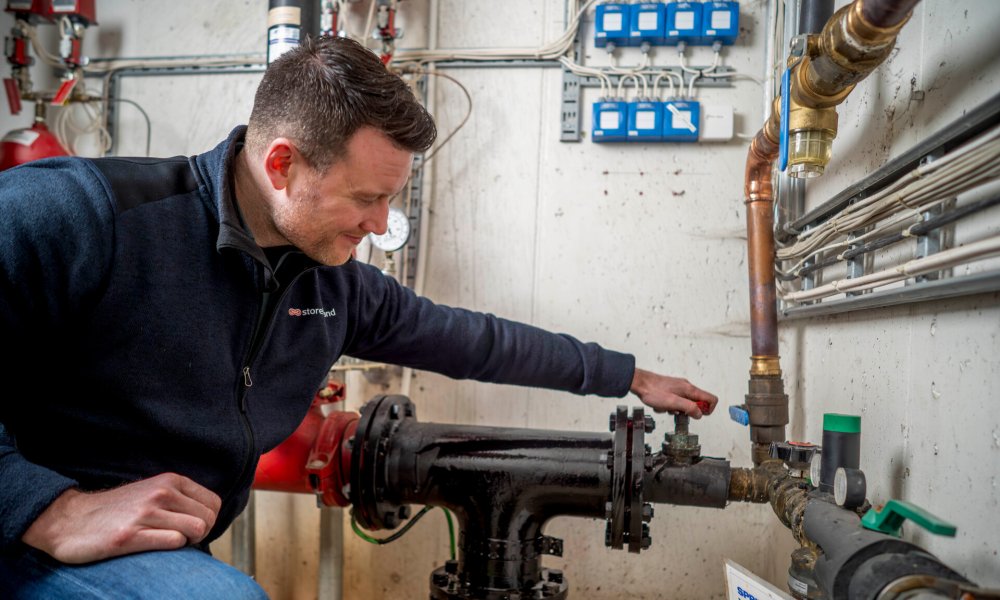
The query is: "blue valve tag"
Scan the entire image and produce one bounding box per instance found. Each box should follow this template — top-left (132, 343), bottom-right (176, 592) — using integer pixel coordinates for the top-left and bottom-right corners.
top-left (729, 405), bottom-right (749, 426)
top-left (779, 66), bottom-right (790, 172)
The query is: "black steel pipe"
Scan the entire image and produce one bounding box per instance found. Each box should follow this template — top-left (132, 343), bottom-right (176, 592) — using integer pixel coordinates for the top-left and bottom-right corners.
top-left (349, 396), bottom-right (733, 598)
top-left (799, 0), bottom-right (835, 35)
top-left (861, 0), bottom-right (921, 28)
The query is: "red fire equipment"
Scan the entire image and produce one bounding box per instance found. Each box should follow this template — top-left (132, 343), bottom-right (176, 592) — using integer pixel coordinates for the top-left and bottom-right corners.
top-left (253, 380), bottom-right (359, 507)
top-left (0, 116), bottom-right (68, 170)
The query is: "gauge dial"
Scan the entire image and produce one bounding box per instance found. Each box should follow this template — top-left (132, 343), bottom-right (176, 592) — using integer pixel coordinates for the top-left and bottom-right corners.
top-left (809, 452), bottom-right (822, 489)
top-left (369, 207), bottom-right (411, 252)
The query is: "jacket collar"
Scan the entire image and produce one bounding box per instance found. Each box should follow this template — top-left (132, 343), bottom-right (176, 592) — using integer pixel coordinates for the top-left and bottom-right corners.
top-left (193, 126), bottom-right (322, 290)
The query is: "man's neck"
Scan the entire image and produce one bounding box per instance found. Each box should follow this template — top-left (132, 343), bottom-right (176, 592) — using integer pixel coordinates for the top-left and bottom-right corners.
top-left (233, 150), bottom-right (287, 248)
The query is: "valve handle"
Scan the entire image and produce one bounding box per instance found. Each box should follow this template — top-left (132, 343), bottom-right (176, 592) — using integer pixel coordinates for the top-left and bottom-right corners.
top-left (860, 499), bottom-right (957, 538)
top-left (728, 405), bottom-right (749, 426)
top-left (779, 66), bottom-right (790, 172)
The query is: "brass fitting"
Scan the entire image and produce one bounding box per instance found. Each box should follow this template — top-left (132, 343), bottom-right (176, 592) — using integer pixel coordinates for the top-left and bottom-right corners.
top-left (798, 1), bottom-right (912, 105)
top-left (750, 355), bottom-right (782, 377)
top-left (786, 94), bottom-right (839, 178)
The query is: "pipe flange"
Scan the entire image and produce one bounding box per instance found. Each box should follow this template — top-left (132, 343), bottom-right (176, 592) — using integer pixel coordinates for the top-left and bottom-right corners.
top-left (627, 406), bottom-right (647, 553)
top-left (606, 405), bottom-right (629, 549)
top-left (605, 405), bottom-right (650, 553)
top-left (349, 394), bottom-right (414, 530)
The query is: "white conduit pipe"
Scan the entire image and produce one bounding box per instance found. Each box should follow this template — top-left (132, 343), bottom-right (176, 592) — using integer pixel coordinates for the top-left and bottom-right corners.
top-left (782, 236), bottom-right (1000, 303)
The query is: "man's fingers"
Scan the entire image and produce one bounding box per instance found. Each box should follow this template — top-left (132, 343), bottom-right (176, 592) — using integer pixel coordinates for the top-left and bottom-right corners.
top-left (139, 507), bottom-right (214, 544)
top-left (112, 528), bottom-right (189, 559)
top-left (153, 473), bottom-right (222, 514)
top-left (176, 475), bottom-right (223, 514)
top-left (155, 492), bottom-right (218, 540)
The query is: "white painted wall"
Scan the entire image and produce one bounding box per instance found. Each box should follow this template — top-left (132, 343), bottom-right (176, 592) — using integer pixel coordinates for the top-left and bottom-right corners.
top-left (2, 1), bottom-right (997, 599)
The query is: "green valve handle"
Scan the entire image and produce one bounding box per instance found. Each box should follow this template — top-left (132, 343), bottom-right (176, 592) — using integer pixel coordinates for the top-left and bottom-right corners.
top-left (861, 499), bottom-right (957, 538)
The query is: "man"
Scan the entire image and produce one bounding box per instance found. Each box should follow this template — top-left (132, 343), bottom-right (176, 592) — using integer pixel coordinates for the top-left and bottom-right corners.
top-left (0, 36), bottom-right (717, 598)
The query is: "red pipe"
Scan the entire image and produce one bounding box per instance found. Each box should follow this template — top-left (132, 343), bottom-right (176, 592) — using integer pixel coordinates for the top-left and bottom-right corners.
top-left (253, 381), bottom-right (358, 507)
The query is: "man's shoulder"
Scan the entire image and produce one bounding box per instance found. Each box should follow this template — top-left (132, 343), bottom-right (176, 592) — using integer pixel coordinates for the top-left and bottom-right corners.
top-left (88, 155), bottom-right (200, 214)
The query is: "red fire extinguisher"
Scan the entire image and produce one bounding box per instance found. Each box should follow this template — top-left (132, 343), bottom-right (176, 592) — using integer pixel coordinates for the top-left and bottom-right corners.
top-left (0, 112), bottom-right (69, 171)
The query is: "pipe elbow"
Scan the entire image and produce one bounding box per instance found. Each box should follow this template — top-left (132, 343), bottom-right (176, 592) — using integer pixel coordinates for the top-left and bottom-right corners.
top-left (744, 131), bottom-right (779, 203)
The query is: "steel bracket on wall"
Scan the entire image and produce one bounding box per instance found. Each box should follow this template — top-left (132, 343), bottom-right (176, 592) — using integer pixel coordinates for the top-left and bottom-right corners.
top-left (778, 92), bottom-right (1000, 319)
top-left (560, 66), bottom-right (735, 142)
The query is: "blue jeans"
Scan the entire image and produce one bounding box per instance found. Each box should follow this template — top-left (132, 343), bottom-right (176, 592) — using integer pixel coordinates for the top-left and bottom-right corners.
top-left (0, 545), bottom-right (269, 599)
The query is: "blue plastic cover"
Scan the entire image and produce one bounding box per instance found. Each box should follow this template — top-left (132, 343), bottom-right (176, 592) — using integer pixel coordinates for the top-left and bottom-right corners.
top-left (592, 100), bottom-right (629, 142)
top-left (729, 405), bottom-right (750, 426)
top-left (665, 1), bottom-right (703, 45)
top-left (629, 3), bottom-right (667, 46)
top-left (595, 4), bottom-right (631, 48)
top-left (701, 1), bottom-right (739, 45)
top-left (627, 101), bottom-right (664, 141)
top-left (662, 100), bottom-right (700, 142)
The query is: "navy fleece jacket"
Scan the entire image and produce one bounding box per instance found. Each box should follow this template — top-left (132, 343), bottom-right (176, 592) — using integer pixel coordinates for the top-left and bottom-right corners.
top-left (0, 126), bottom-right (635, 551)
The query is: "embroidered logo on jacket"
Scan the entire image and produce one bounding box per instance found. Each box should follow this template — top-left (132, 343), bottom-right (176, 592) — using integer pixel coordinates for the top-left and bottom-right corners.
top-left (288, 307), bottom-right (337, 318)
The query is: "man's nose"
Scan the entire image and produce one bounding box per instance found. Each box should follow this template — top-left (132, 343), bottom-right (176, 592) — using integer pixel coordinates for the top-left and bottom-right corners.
top-left (362, 198), bottom-right (390, 235)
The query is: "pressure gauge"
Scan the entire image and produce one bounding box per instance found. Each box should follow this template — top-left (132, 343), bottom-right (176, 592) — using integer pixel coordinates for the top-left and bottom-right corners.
top-left (369, 207), bottom-right (411, 252)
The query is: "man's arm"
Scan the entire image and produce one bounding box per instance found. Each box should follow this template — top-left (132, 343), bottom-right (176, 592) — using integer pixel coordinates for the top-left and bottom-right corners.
top-left (343, 264), bottom-right (719, 412)
top-left (0, 160), bottom-right (220, 563)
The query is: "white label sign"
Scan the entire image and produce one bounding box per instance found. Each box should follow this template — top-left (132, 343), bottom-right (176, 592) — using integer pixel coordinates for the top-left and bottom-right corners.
top-left (638, 12), bottom-right (659, 31)
top-left (712, 10), bottom-right (733, 30)
top-left (603, 13), bottom-right (623, 32)
top-left (1, 129), bottom-right (40, 147)
top-left (675, 11), bottom-right (696, 30)
top-left (599, 111), bottom-right (620, 130)
top-left (635, 110), bottom-right (656, 130)
top-left (724, 560), bottom-right (794, 600)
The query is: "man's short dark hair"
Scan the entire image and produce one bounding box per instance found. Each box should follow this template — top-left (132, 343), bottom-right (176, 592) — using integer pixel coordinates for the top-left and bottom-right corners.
top-left (245, 36), bottom-right (436, 170)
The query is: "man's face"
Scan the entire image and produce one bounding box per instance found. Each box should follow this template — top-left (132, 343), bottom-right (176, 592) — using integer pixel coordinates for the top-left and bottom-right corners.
top-left (271, 127), bottom-right (413, 266)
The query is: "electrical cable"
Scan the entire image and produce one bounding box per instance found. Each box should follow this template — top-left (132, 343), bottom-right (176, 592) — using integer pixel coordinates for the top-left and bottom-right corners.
top-left (114, 97), bottom-right (152, 157)
top-left (362, 0), bottom-right (378, 43)
top-left (777, 126), bottom-right (1000, 263)
top-left (394, 0), bottom-right (599, 63)
top-left (350, 506), bottom-right (457, 560)
top-left (415, 69), bottom-right (472, 165)
top-left (781, 235), bottom-right (1000, 303)
top-left (779, 193), bottom-right (1000, 281)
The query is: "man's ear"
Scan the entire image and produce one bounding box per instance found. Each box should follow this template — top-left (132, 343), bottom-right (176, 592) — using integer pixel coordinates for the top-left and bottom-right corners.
top-left (262, 138), bottom-right (298, 191)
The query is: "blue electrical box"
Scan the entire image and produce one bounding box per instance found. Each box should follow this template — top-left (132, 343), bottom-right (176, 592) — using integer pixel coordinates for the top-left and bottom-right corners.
top-left (595, 3), bottom-right (631, 48)
top-left (627, 101), bottom-right (664, 141)
top-left (702, 1), bottom-right (739, 45)
top-left (663, 100), bottom-right (700, 142)
top-left (592, 100), bottom-right (629, 142)
top-left (665, 1), bottom-right (703, 45)
top-left (629, 3), bottom-right (666, 46)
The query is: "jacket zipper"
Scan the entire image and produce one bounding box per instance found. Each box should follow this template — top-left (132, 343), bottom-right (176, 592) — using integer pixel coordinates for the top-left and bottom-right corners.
top-left (222, 259), bottom-right (314, 504)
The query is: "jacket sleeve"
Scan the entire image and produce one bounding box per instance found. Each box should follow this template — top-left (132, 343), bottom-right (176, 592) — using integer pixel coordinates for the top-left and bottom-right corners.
top-left (0, 158), bottom-right (115, 550)
top-left (343, 262), bottom-right (635, 398)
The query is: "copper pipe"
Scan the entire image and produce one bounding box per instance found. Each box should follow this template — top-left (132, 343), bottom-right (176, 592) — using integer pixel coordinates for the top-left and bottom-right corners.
top-left (744, 128), bottom-right (780, 360)
top-left (739, 0), bottom-right (920, 465)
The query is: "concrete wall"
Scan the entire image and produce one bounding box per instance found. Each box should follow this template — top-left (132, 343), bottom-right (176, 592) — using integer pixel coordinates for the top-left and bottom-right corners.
top-left (2, 1), bottom-right (996, 598)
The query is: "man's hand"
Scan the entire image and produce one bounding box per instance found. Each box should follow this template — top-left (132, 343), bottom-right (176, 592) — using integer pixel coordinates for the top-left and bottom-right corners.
top-left (630, 368), bottom-right (718, 418)
top-left (22, 472), bottom-right (221, 564)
